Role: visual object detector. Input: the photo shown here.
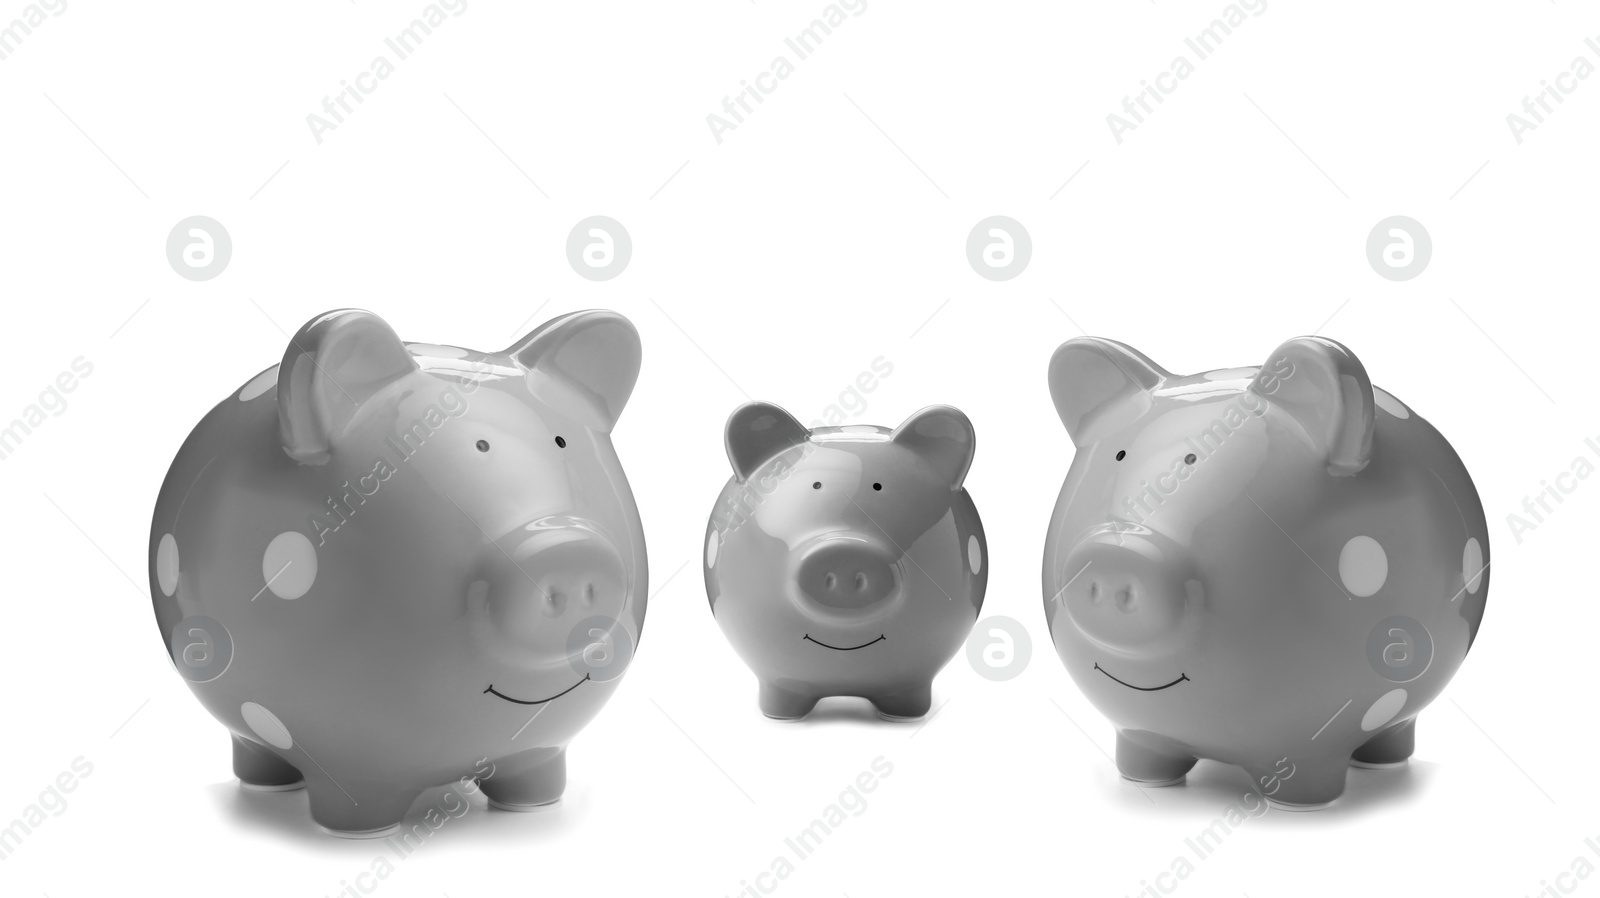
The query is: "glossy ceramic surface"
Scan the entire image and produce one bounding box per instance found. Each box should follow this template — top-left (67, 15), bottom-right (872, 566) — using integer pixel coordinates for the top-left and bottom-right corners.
top-left (705, 403), bottom-right (987, 720)
top-left (1043, 336), bottom-right (1488, 808)
top-left (148, 308), bottom-right (647, 836)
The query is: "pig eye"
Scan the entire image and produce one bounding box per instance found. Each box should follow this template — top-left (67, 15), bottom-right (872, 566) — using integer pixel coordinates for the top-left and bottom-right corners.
top-left (1184, 453), bottom-right (1197, 465)
top-left (554, 436), bottom-right (567, 449)
top-left (872, 482), bottom-right (882, 491)
top-left (1115, 449), bottom-right (1126, 461)
top-left (812, 481), bottom-right (822, 490)
top-left (475, 440), bottom-right (490, 452)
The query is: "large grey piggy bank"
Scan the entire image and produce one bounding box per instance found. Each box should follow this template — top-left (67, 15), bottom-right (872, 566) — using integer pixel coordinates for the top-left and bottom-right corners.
top-left (1043, 336), bottom-right (1488, 809)
top-left (705, 403), bottom-right (986, 720)
top-left (149, 308), bottom-right (647, 837)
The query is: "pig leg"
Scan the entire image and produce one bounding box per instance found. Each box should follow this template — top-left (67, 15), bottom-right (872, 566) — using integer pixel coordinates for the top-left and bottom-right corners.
top-left (1250, 760), bottom-right (1346, 811)
top-left (232, 734), bottom-right (304, 791)
top-left (871, 684), bottom-right (933, 721)
top-left (481, 749), bottom-right (566, 811)
top-left (306, 775), bottom-right (419, 838)
top-left (1115, 733), bottom-right (1196, 786)
top-left (759, 682), bottom-right (820, 720)
top-left (1351, 718), bottom-right (1415, 768)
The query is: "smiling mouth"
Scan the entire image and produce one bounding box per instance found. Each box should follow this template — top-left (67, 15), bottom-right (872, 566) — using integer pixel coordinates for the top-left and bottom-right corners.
top-left (1093, 664), bottom-right (1189, 691)
top-left (803, 634), bottom-right (886, 651)
top-left (483, 675), bottom-right (590, 705)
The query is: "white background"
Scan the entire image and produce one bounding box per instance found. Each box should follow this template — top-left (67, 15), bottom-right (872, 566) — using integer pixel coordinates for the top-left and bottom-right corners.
top-left (2, 1), bottom-right (1596, 896)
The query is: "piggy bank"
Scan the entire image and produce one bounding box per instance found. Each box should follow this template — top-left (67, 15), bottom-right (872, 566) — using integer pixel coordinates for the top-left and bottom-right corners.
top-left (704, 402), bottom-right (986, 720)
top-left (1043, 336), bottom-right (1488, 809)
top-left (148, 308), bottom-right (647, 837)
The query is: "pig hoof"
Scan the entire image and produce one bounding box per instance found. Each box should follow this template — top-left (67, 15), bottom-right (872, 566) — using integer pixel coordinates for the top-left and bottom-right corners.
top-left (1266, 798), bottom-right (1337, 812)
top-left (875, 710), bottom-right (926, 722)
top-left (488, 797), bottom-right (561, 813)
top-left (239, 778), bottom-right (305, 792)
top-left (318, 823), bottom-right (401, 839)
top-left (758, 684), bottom-right (821, 720)
top-left (230, 735), bottom-right (305, 791)
top-left (1122, 773), bottom-right (1186, 787)
top-left (1352, 719), bottom-right (1416, 768)
top-left (1113, 734), bottom-right (1198, 785)
top-left (1349, 758), bottom-right (1408, 770)
top-left (869, 686), bottom-right (933, 720)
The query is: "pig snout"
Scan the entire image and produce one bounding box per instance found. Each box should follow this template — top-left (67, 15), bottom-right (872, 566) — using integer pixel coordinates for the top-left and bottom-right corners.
top-left (1059, 528), bottom-right (1201, 655)
top-left (483, 519), bottom-right (628, 655)
top-left (793, 537), bottom-right (901, 614)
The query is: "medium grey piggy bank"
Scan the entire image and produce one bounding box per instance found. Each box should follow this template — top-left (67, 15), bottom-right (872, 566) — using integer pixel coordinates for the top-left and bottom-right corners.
top-left (149, 308), bottom-right (646, 837)
top-left (705, 402), bottom-right (987, 720)
top-left (1043, 336), bottom-right (1488, 809)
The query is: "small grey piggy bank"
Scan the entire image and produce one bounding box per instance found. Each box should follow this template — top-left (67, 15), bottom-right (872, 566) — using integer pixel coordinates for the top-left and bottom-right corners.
top-left (150, 308), bottom-right (647, 837)
top-left (1043, 336), bottom-right (1488, 809)
top-left (705, 402), bottom-right (987, 720)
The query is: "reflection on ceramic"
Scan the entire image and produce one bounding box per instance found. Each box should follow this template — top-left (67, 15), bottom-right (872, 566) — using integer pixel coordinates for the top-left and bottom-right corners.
top-left (1043, 336), bottom-right (1488, 809)
top-left (149, 308), bottom-right (647, 836)
top-left (705, 402), bottom-right (986, 720)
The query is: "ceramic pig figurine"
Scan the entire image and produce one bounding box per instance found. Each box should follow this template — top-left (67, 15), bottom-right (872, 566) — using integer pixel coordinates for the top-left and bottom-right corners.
top-left (149, 308), bottom-right (647, 837)
top-left (1043, 336), bottom-right (1488, 809)
top-left (705, 403), bottom-right (987, 720)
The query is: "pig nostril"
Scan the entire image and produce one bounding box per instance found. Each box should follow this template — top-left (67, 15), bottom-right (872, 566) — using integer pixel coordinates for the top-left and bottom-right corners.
top-left (1088, 582), bottom-right (1100, 603)
top-left (1116, 587), bottom-right (1134, 612)
top-left (582, 584), bottom-right (595, 607)
top-left (799, 545), bottom-right (897, 608)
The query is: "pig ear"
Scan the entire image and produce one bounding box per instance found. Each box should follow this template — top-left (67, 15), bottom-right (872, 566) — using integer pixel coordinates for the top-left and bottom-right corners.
top-left (278, 309), bottom-right (418, 465)
top-left (1248, 336), bottom-right (1375, 475)
top-left (507, 310), bottom-right (641, 432)
top-left (1047, 337), bottom-right (1168, 446)
top-left (890, 405), bottom-right (976, 488)
top-left (725, 401), bottom-right (810, 483)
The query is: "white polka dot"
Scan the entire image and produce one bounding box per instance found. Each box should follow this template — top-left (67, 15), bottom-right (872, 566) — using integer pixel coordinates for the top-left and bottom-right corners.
top-left (705, 530), bottom-right (720, 568)
top-left (263, 531), bottom-right (318, 600)
top-left (156, 533), bottom-right (180, 597)
top-left (1361, 688), bottom-right (1407, 731)
top-left (241, 701), bottom-right (293, 750)
top-left (1374, 388), bottom-right (1410, 419)
top-left (1463, 538), bottom-right (1484, 595)
top-left (1204, 367), bottom-right (1258, 381)
top-left (407, 343), bottom-right (468, 359)
top-left (1338, 536), bottom-right (1388, 597)
top-left (239, 366), bottom-right (279, 401)
top-left (967, 535), bottom-right (982, 574)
